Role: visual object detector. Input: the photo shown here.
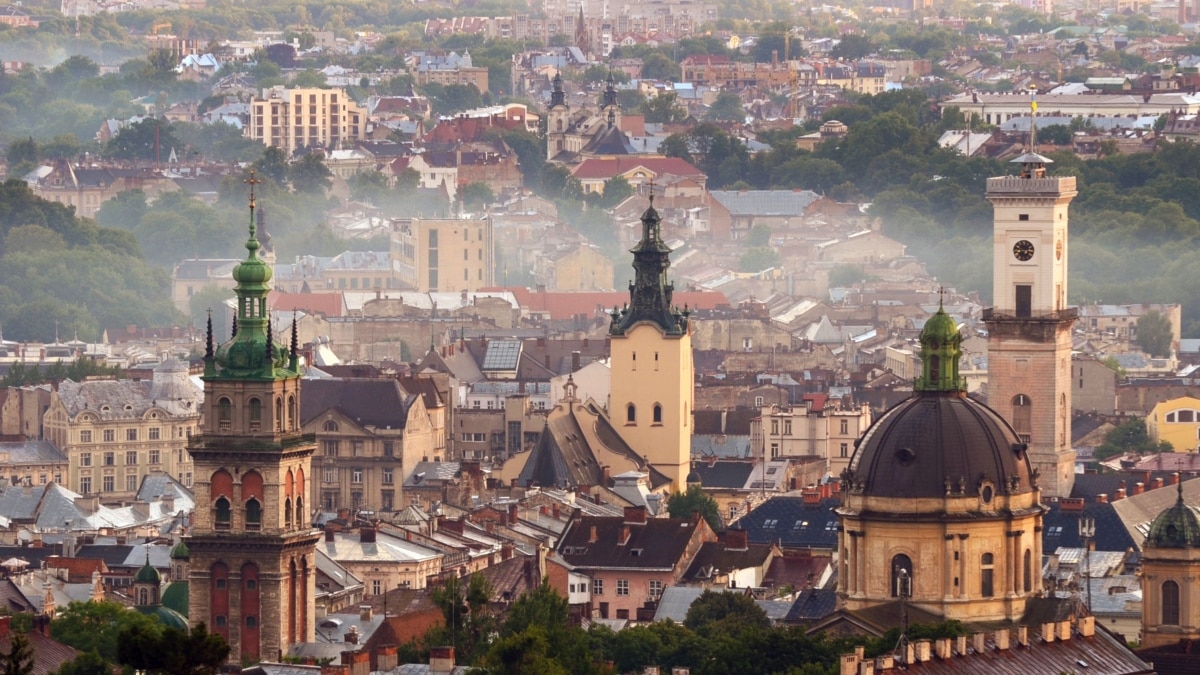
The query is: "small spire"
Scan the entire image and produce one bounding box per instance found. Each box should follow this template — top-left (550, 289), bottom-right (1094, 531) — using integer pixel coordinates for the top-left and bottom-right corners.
top-left (205, 310), bottom-right (214, 360)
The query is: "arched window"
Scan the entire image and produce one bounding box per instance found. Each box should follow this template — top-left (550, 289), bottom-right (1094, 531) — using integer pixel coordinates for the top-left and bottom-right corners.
top-left (248, 397), bottom-right (262, 431)
top-left (1023, 549), bottom-right (1032, 593)
top-left (214, 497), bottom-right (231, 529)
top-left (245, 498), bottom-right (262, 530)
top-left (1012, 394), bottom-right (1032, 441)
top-left (981, 553), bottom-right (995, 597)
top-left (891, 554), bottom-right (913, 598)
top-left (285, 498), bottom-right (293, 528)
top-left (626, 404), bottom-right (636, 424)
top-left (323, 420), bottom-right (339, 432)
top-left (217, 397), bottom-right (232, 431)
top-left (1163, 580), bottom-right (1181, 625)
top-left (653, 404), bottom-right (663, 424)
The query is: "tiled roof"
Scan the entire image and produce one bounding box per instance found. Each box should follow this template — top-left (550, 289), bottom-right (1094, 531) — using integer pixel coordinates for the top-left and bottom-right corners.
top-left (736, 496), bottom-right (841, 549)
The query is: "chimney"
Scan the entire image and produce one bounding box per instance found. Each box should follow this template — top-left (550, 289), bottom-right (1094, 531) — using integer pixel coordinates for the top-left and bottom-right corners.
top-left (1057, 620), bottom-right (1072, 641)
top-left (1078, 615), bottom-right (1096, 637)
top-left (360, 527), bottom-right (376, 544)
top-left (725, 529), bottom-right (749, 551)
top-left (914, 640), bottom-right (931, 663)
top-left (429, 646), bottom-right (455, 671)
top-left (589, 525), bottom-right (598, 543)
top-left (1133, 482), bottom-right (1145, 495)
top-left (934, 638), bottom-right (952, 660)
top-left (624, 505), bottom-right (648, 524)
top-left (1041, 623), bottom-right (1055, 643)
top-left (1017, 625), bottom-right (1029, 646)
top-left (955, 635), bottom-right (967, 656)
top-left (360, 604), bottom-right (373, 621)
top-left (972, 633), bottom-right (986, 653)
top-left (995, 629), bottom-right (1010, 650)
top-left (1095, 493), bottom-right (1108, 504)
top-left (377, 645), bottom-right (399, 671)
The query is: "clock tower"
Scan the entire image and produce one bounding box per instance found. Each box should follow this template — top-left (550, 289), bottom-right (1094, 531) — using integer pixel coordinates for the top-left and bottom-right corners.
top-left (984, 153), bottom-right (1077, 498)
top-left (187, 174), bottom-right (319, 663)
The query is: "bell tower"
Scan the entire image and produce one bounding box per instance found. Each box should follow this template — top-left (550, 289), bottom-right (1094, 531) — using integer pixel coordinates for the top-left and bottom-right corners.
top-left (608, 193), bottom-right (694, 490)
top-left (186, 172), bottom-right (319, 663)
top-left (984, 151), bottom-right (1077, 498)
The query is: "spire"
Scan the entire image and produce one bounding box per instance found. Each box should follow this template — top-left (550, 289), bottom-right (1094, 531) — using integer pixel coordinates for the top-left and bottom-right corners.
top-left (914, 290), bottom-right (965, 393)
top-left (609, 183), bottom-right (688, 337)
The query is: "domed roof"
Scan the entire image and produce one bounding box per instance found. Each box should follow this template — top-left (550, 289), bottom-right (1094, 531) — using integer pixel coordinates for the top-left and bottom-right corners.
top-left (134, 555), bottom-right (161, 584)
top-left (1147, 483), bottom-right (1200, 548)
top-left (847, 392), bottom-right (1035, 500)
top-left (169, 540), bottom-right (189, 560)
top-left (845, 300), bottom-right (1035, 501)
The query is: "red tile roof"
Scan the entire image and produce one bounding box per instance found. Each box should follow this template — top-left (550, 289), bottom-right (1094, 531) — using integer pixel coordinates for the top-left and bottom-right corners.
top-left (482, 287), bottom-right (728, 321)
top-left (570, 157), bottom-right (705, 181)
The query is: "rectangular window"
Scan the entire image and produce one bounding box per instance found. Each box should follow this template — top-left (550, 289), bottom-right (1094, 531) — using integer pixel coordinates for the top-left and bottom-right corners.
top-left (104, 452), bottom-right (115, 466)
top-left (149, 450), bottom-right (160, 464)
top-left (592, 579), bottom-right (603, 595)
top-left (103, 429), bottom-right (115, 443)
top-left (79, 453), bottom-right (92, 467)
top-left (80, 430), bottom-right (92, 443)
top-left (125, 451), bottom-right (137, 466)
top-left (149, 427), bottom-right (160, 440)
top-left (616, 579), bottom-right (629, 596)
top-left (79, 476), bottom-right (91, 494)
top-left (126, 428), bottom-right (137, 441)
top-left (102, 475), bottom-right (114, 492)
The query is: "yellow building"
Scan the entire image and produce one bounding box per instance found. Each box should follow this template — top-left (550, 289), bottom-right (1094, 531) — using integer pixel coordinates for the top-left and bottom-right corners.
top-left (389, 216), bottom-right (494, 292)
top-left (248, 86), bottom-right (367, 157)
top-left (1147, 397), bottom-right (1199, 452)
top-left (607, 196), bottom-right (694, 491)
top-left (43, 360), bottom-right (200, 502)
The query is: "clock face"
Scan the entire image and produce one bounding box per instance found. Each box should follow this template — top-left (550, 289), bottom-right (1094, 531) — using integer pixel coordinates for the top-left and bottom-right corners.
top-left (1013, 240), bottom-right (1035, 261)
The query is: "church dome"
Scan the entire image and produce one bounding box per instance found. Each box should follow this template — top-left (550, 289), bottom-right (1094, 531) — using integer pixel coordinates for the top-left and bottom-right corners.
top-left (846, 302), bottom-right (1036, 502)
top-left (1147, 484), bottom-right (1200, 548)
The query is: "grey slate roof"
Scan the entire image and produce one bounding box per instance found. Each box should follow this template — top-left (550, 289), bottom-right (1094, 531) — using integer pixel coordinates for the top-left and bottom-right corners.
top-left (710, 189), bottom-right (820, 217)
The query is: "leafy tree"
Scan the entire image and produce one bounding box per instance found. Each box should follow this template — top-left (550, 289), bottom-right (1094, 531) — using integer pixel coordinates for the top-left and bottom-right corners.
top-left (667, 485), bottom-right (722, 532)
top-left (49, 600), bottom-right (163, 662)
top-left (289, 153), bottom-right (333, 194)
top-left (1137, 309), bottom-right (1173, 357)
top-left (460, 181), bottom-right (495, 210)
top-left (52, 650), bottom-right (110, 675)
top-left (1, 630), bottom-right (34, 675)
top-left (705, 92), bottom-right (745, 122)
top-left (1094, 418), bottom-right (1171, 460)
top-left (683, 590), bottom-right (771, 634)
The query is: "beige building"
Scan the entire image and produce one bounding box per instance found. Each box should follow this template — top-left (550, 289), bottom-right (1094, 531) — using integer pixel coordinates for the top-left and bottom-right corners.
top-left (984, 154), bottom-right (1076, 498)
top-left (390, 216), bottom-right (494, 292)
top-left (248, 86), bottom-right (367, 157)
top-left (43, 360), bottom-right (200, 501)
top-left (301, 378), bottom-right (433, 513)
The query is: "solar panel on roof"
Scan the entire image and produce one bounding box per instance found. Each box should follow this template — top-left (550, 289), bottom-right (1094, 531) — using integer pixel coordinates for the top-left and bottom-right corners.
top-left (482, 340), bottom-right (521, 370)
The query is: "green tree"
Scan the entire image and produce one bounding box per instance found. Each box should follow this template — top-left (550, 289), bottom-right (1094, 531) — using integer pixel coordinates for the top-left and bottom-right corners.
top-left (1094, 418), bottom-right (1171, 460)
top-left (667, 485), bottom-right (722, 532)
top-left (705, 92), bottom-right (745, 122)
top-left (1, 630), bottom-right (33, 675)
top-left (1137, 309), bottom-right (1174, 357)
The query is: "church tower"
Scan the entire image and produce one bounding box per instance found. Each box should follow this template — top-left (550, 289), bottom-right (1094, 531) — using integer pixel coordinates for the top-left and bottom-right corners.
top-left (186, 173), bottom-right (319, 663)
top-left (546, 73), bottom-right (570, 160)
top-left (985, 151), bottom-right (1077, 498)
top-left (608, 194), bottom-right (694, 490)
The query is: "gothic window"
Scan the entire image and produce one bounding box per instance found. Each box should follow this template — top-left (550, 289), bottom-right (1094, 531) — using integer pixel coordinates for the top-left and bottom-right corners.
top-left (627, 404), bottom-right (636, 424)
top-left (245, 498), bottom-right (262, 530)
top-left (248, 397), bottom-right (262, 431)
top-left (214, 497), bottom-right (231, 529)
top-left (891, 554), bottom-right (913, 598)
top-left (1163, 580), bottom-right (1181, 625)
top-left (217, 397), bottom-right (232, 431)
top-left (981, 553), bottom-right (995, 598)
top-left (653, 404), bottom-right (663, 424)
